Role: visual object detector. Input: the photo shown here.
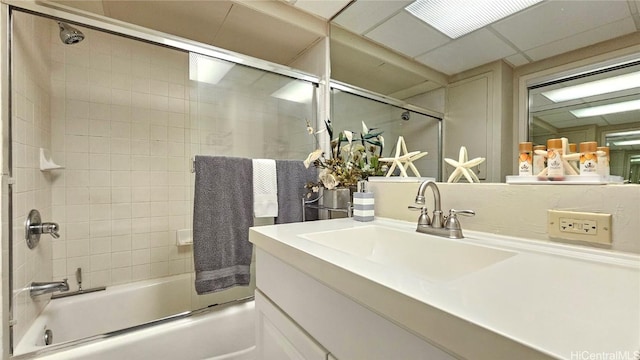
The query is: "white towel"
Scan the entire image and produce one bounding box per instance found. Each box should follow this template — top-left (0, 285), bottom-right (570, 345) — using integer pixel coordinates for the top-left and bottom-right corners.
top-left (252, 159), bottom-right (278, 217)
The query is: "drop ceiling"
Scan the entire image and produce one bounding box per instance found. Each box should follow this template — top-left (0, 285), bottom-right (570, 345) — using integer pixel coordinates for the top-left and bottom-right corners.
top-left (48, 0), bottom-right (640, 86)
top-left (329, 0), bottom-right (640, 75)
top-left (51, 0), bottom-right (325, 66)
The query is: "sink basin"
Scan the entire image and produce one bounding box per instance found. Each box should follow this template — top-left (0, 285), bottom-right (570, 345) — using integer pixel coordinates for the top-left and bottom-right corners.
top-left (300, 225), bottom-right (516, 282)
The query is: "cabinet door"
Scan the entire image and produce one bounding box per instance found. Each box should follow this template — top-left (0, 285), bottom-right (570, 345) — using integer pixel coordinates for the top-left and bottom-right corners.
top-left (255, 290), bottom-right (328, 360)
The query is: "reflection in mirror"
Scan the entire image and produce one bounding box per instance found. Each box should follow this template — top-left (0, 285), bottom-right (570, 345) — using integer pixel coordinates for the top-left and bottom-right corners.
top-left (331, 83), bottom-right (442, 180)
top-left (329, 24), bottom-right (446, 108)
top-left (529, 59), bottom-right (640, 183)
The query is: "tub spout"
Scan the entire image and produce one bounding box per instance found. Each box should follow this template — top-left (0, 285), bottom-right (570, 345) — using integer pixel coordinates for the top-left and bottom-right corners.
top-left (30, 279), bottom-right (69, 297)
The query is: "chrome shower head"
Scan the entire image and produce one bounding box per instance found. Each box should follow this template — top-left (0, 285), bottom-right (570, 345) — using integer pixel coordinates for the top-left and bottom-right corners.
top-left (58, 22), bottom-right (85, 45)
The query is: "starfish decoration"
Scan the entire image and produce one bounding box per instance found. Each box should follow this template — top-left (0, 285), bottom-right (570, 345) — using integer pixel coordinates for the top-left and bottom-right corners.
top-left (378, 136), bottom-right (428, 177)
top-left (444, 146), bottom-right (485, 183)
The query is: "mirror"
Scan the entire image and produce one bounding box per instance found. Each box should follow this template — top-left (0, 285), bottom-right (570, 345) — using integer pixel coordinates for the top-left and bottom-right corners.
top-left (331, 87), bottom-right (442, 180)
top-left (330, 0), bottom-right (640, 182)
top-left (329, 23), bottom-right (446, 106)
top-left (528, 59), bottom-right (640, 183)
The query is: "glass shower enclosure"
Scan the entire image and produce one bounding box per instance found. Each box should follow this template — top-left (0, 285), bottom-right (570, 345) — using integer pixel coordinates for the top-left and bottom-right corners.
top-left (7, 7), bottom-right (317, 356)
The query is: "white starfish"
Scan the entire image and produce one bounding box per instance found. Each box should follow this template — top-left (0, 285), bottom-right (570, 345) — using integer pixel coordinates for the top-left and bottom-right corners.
top-left (378, 136), bottom-right (428, 177)
top-left (445, 146), bottom-right (485, 183)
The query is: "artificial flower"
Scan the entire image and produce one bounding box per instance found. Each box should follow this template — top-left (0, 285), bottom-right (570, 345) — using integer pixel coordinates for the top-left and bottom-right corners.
top-left (303, 148), bottom-right (323, 168)
top-left (303, 119), bottom-right (385, 190)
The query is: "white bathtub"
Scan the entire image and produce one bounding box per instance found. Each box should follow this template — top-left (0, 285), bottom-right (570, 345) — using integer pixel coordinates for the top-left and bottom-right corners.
top-left (14, 274), bottom-right (255, 359)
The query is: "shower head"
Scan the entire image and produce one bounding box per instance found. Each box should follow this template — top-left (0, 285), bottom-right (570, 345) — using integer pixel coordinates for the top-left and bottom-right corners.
top-left (58, 22), bottom-right (85, 45)
top-left (401, 111), bottom-right (410, 121)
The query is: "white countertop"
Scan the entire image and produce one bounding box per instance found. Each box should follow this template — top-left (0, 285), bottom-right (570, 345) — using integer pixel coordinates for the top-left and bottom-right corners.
top-left (250, 217), bottom-right (640, 359)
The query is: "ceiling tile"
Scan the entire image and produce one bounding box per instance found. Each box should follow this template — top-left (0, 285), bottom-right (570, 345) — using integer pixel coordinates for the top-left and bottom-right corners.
top-left (525, 17), bottom-right (637, 61)
top-left (492, 0), bottom-right (631, 51)
top-left (366, 11), bottom-right (450, 57)
top-left (603, 111), bottom-right (640, 125)
top-left (544, 116), bottom-right (609, 128)
top-left (331, 39), bottom-right (429, 95)
top-left (333, 0), bottom-right (413, 35)
top-left (294, 0), bottom-right (351, 19)
top-left (504, 53), bottom-right (530, 67)
top-left (53, 0), bottom-right (105, 16)
top-left (215, 5), bottom-right (321, 65)
top-left (415, 29), bottom-right (517, 75)
top-left (103, 1), bottom-right (231, 45)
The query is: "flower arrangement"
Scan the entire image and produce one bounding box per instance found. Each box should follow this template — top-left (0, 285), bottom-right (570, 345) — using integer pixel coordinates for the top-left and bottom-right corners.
top-left (304, 119), bottom-right (385, 191)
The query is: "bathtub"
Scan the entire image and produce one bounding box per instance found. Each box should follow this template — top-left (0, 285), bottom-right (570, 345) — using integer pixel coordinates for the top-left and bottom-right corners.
top-left (14, 274), bottom-right (255, 359)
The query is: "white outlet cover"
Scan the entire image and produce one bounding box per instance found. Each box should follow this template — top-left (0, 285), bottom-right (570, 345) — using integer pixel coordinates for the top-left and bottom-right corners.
top-left (548, 210), bottom-right (612, 245)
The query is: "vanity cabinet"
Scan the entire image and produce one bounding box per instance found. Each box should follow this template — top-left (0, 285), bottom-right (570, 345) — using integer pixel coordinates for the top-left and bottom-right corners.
top-left (254, 248), bottom-right (455, 360)
top-left (255, 290), bottom-right (329, 360)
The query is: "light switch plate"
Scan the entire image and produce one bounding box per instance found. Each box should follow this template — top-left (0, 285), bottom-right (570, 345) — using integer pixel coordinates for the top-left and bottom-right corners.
top-left (547, 210), bottom-right (612, 245)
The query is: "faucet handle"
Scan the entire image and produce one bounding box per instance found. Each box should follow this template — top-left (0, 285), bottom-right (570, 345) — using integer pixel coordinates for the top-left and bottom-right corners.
top-left (450, 209), bottom-right (475, 217)
top-left (445, 209), bottom-right (475, 230)
top-left (408, 205), bottom-right (427, 212)
top-left (408, 205), bottom-right (431, 226)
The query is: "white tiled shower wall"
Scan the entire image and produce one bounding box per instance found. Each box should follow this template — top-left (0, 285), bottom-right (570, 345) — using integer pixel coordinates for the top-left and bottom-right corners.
top-left (11, 13), bottom-right (54, 346)
top-left (11, 13), bottom-right (314, 345)
top-left (48, 27), bottom-right (192, 291)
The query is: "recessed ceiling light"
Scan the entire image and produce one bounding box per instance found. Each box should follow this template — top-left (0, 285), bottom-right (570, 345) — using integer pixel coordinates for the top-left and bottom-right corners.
top-left (541, 71), bottom-right (640, 102)
top-left (606, 130), bottom-right (640, 138)
top-left (405, 0), bottom-right (543, 39)
top-left (570, 99), bottom-right (640, 118)
top-left (613, 139), bottom-right (640, 146)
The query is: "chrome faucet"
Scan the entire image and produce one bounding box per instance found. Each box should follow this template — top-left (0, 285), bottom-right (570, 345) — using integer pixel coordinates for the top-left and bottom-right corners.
top-left (409, 180), bottom-right (475, 239)
top-left (25, 209), bottom-right (60, 250)
top-left (30, 279), bottom-right (69, 297)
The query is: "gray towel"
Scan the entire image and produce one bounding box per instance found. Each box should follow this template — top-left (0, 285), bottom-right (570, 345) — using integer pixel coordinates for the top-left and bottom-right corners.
top-left (275, 160), bottom-right (318, 224)
top-left (193, 156), bottom-right (253, 294)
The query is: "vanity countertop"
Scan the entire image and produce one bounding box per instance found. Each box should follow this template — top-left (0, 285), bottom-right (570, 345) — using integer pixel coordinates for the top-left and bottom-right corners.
top-left (249, 217), bottom-right (640, 360)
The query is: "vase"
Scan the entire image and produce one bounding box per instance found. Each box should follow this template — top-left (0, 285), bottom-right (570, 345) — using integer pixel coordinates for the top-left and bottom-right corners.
top-left (319, 187), bottom-right (353, 220)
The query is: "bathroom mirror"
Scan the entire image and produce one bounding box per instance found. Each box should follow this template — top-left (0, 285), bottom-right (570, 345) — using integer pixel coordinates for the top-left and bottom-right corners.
top-left (528, 58), bottom-right (640, 183)
top-left (330, 83), bottom-right (443, 180)
top-left (329, 23), bottom-right (446, 107)
top-left (330, 0), bottom-right (640, 182)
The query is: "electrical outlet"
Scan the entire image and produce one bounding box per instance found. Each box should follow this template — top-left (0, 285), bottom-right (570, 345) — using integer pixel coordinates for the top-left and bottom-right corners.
top-left (548, 210), bottom-right (612, 245)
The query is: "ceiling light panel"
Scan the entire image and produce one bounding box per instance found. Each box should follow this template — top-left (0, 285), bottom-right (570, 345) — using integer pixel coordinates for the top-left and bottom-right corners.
top-left (541, 72), bottom-right (640, 103)
top-left (405, 0), bottom-right (543, 39)
top-left (613, 139), bottom-right (640, 146)
top-left (606, 130), bottom-right (640, 138)
top-left (570, 99), bottom-right (640, 118)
